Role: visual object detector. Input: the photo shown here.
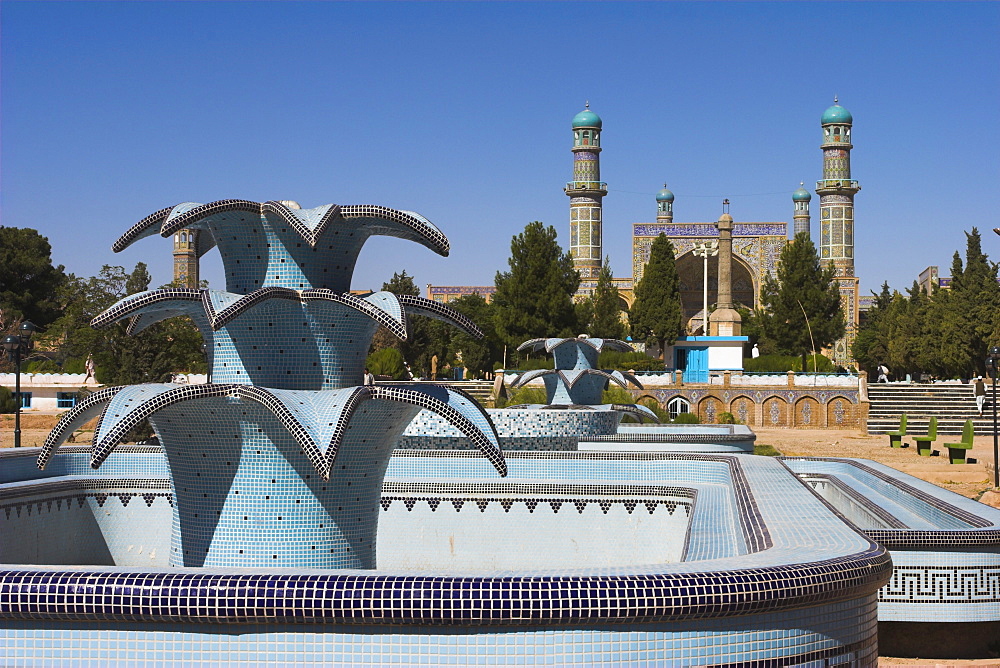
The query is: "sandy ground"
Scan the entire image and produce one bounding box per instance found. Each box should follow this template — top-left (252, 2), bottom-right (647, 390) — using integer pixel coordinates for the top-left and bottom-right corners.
top-left (4, 416), bottom-right (1000, 663)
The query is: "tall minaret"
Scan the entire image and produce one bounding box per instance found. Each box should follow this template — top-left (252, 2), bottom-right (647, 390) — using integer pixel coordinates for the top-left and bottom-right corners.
top-left (792, 182), bottom-right (811, 238)
top-left (816, 97), bottom-right (860, 366)
top-left (173, 230), bottom-right (199, 288)
top-left (565, 103), bottom-right (607, 279)
top-left (656, 184), bottom-right (674, 224)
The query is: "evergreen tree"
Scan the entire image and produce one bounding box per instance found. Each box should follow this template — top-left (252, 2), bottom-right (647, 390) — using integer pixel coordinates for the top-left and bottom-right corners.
top-left (852, 282), bottom-right (893, 375)
top-left (630, 234), bottom-right (682, 357)
top-left (950, 228), bottom-right (1000, 376)
top-left (447, 294), bottom-right (500, 378)
top-left (585, 257), bottom-right (625, 340)
top-left (378, 270), bottom-right (448, 379)
top-left (493, 222), bottom-right (580, 353)
top-left (0, 227), bottom-right (67, 328)
top-left (759, 232), bottom-right (844, 369)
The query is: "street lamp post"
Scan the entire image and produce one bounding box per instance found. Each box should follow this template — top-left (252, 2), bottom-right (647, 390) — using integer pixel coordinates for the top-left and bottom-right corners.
top-left (692, 240), bottom-right (719, 336)
top-left (987, 346), bottom-right (1000, 489)
top-left (3, 321), bottom-right (38, 449)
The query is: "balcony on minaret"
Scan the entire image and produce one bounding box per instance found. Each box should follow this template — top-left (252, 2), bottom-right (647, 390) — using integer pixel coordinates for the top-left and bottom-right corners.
top-left (815, 179), bottom-right (860, 192)
top-left (564, 181), bottom-right (608, 195)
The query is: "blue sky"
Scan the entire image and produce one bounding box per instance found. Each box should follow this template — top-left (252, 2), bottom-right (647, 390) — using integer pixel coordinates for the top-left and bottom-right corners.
top-left (3, 2), bottom-right (998, 298)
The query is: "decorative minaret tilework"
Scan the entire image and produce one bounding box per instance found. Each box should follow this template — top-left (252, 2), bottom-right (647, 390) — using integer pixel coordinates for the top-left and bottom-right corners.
top-left (565, 103), bottom-right (607, 279)
top-left (172, 230), bottom-right (199, 288)
top-left (792, 182), bottom-right (811, 239)
top-left (816, 98), bottom-right (860, 366)
top-left (656, 184), bottom-right (674, 225)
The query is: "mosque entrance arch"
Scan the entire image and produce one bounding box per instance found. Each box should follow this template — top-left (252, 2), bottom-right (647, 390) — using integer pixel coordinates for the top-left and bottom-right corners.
top-left (675, 252), bottom-right (756, 334)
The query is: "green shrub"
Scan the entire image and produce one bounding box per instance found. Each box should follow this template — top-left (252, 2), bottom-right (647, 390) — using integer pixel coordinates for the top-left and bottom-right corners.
top-left (718, 412), bottom-right (737, 424)
top-left (601, 386), bottom-right (636, 405)
top-left (499, 386), bottom-right (549, 407)
top-left (672, 412), bottom-right (700, 424)
top-left (753, 444), bottom-right (782, 457)
top-left (743, 353), bottom-right (835, 373)
top-left (63, 357), bottom-right (86, 374)
top-left (637, 397), bottom-right (670, 423)
top-left (25, 359), bottom-right (60, 373)
top-left (514, 357), bottom-right (555, 371)
top-left (597, 350), bottom-right (665, 373)
top-left (366, 347), bottom-right (407, 380)
top-left (0, 387), bottom-right (17, 414)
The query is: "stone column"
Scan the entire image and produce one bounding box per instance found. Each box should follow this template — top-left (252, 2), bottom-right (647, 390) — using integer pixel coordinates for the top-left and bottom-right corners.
top-left (709, 212), bottom-right (742, 336)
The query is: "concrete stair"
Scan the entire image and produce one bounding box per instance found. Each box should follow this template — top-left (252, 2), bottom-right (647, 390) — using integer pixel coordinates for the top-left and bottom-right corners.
top-left (867, 383), bottom-right (996, 436)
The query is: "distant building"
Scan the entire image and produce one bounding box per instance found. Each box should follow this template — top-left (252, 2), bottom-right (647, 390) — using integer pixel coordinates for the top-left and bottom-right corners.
top-left (918, 266), bottom-right (943, 292)
top-left (426, 285), bottom-right (496, 304)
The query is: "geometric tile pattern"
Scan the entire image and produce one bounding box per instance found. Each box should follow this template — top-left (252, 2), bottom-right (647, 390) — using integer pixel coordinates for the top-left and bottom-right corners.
top-left (112, 199), bottom-right (451, 295)
top-left (2, 447), bottom-right (890, 662)
top-left (782, 457), bottom-right (1000, 622)
top-left (38, 195), bottom-right (507, 571)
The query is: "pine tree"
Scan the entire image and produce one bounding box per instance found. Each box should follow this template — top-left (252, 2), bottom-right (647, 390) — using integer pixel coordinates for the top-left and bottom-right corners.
top-left (586, 257), bottom-right (625, 340)
top-left (0, 227), bottom-right (67, 328)
top-left (447, 294), bottom-right (500, 378)
top-left (378, 270), bottom-right (448, 379)
top-left (630, 234), bottom-right (682, 357)
top-left (852, 282), bottom-right (893, 375)
top-left (493, 222), bottom-right (580, 353)
top-left (759, 232), bottom-right (844, 369)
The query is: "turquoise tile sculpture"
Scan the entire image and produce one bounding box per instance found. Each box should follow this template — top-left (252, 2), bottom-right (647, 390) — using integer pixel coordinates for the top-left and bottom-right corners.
top-left (511, 337), bottom-right (659, 422)
top-left (38, 199), bottom-right (506, 569)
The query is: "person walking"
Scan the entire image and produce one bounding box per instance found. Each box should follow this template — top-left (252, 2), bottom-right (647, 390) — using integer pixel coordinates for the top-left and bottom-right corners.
top-left (363, 368), bottom-right (375, 386)
top-left (877, 363), bottom-right (889, 383)
top-left (974, 375), bottom-right (987, 415)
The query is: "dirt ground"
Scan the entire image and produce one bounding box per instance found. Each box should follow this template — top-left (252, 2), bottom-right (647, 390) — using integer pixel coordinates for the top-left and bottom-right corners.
top-left (4, 415), bottom-right (1000, 664)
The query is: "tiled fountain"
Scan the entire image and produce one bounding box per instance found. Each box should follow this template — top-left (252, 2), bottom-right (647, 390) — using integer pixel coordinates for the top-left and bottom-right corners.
top-left (401, 335), bottom-right (758, 453)
top-left (0, 198), bottom-right (997, 665)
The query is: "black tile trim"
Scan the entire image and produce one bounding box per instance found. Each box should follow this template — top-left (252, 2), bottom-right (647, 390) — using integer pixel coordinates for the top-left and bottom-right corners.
top-left (262, 201), bottom-right (342, 248)
top-left (396, 295), bottom-right (483, 339)
top-left (391, 450), bottom-right (772, 553)
top-left (0, 546), bottom-right (890, 625)
top-left (781, 457), bottom-right (1000, 548)
top-left (796, 473), bottom-right (909, 529)
top-left (37, 387), bottom-right (124, 469)
top-left (91, 289), bottom-right (203, 329)
top-left (112, 205), bottom-right (175, 253)
top-left (158, 200), bottom-right (260, 239)
top-left (372, 385), bottom-right (506, 477)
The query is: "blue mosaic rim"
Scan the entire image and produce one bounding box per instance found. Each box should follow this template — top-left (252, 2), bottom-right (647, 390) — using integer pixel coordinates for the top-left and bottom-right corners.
top-left (0, 449), bottom-right (892, 626)
top-left (781, 457), bottom-right (1000, 548)
top-left (0, 545), bottom-right (889, 625)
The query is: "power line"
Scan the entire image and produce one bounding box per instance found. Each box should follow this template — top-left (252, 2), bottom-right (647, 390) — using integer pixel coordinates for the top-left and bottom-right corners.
top-left (607, 188), bottom-right (795, 198)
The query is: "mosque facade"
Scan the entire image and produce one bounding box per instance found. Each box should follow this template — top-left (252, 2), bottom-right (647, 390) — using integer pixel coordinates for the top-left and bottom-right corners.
top-left (566, 101), bottom-right (860, 367)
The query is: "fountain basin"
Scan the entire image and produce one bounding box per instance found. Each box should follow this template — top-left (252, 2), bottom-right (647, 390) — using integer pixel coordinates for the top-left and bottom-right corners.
top-left (782, 457), bottom-right (1000, 624)
top-left (1, 446), bottom-right (889, 665)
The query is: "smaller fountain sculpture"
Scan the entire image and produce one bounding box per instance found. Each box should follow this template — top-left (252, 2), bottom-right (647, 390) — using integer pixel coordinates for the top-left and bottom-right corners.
top-left (510, 336), bottom-right (659, 422)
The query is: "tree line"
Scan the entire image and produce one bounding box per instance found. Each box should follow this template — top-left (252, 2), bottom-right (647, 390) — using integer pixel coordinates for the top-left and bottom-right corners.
top-left (853, 228), bottom-right (1000, 380)
top-left (8, 222), bottom-right (992, 384)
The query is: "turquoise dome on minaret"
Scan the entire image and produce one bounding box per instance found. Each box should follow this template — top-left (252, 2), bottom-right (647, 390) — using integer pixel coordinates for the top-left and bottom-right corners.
top-left (572, 102), bottom-right (602, 128)
top-left (656, 185), bottom-right (675, 202)
top-left (822, 97), bottom-right (853, 124)
top-left (792, 183), bottom-right (812, 202)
